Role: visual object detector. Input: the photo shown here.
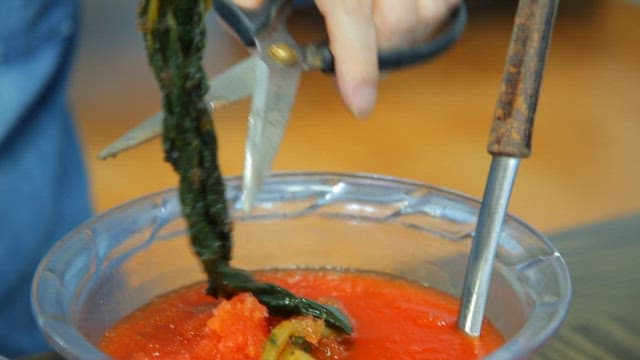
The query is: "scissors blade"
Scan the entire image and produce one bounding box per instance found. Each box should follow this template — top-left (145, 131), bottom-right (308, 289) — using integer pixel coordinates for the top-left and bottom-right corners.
top-left (98, 56), bottom-right (258, 160)
top-left (240, 54), bottom-right (301, 211)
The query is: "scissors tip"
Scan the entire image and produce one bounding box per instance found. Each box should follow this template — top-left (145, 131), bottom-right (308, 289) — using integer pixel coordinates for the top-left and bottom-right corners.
top-left (97, 146), bottom-right (120, 160)
top-left (238, 188), bottom-right (256, 212)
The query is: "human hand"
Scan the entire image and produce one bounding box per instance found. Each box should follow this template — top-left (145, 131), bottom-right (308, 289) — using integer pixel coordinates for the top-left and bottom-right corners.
top-left (233, 0), bottom-right (460, 118)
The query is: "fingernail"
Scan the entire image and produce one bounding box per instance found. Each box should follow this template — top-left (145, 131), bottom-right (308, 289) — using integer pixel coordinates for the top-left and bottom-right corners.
top-left (350, 85), bottom-right (377, 119)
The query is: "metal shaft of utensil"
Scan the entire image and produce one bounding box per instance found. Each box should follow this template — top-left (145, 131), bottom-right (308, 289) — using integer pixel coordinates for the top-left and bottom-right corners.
top-left (458, 156), bottom-right (519, 334)
top-left (458, 0), bottom-right (559, 336)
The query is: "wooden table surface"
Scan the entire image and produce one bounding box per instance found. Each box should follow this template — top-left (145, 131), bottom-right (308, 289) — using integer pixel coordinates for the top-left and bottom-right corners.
top-left (536, 213), bottom-right (640, 359)
top-left (71, 0), bottom-right (639, 234)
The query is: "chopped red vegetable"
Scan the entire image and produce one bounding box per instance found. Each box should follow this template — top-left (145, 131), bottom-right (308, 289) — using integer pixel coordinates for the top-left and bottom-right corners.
top-left (193, 293), bottom-right (269, 360)
top-left (100, 270), bottom-right (505, 359)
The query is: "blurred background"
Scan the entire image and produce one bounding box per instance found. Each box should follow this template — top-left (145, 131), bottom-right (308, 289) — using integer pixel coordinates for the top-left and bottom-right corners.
top-left (72, 0), bottom-right (639, 234)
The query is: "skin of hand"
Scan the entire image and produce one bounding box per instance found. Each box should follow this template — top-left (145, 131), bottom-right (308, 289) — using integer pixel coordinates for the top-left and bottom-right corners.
top-left (232, 0), bottom-right (460, 118)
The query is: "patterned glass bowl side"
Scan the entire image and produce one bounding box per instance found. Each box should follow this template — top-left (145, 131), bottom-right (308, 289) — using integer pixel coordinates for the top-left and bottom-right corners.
top-left (32, 172), bottom-right (571, 359)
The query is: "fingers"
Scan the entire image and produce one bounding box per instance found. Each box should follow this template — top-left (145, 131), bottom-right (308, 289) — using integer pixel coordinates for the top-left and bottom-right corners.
top-left (233, 0), bottom-right (263, 10)
top-left (315, 0), bottom-right (459, 118)
top-left (229, 0), bottom-right (460, 119)
top-left (316, 0), bottom-right (378, 118)
top-left (416, 0), bottom-right (460, 35)
top-left (372, 1), bottom-right (421, 50)
top-left (375, 0), bottom-right (460, 51)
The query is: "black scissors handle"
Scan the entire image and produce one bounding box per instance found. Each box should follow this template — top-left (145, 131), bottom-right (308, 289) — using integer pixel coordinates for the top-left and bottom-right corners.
top-left (214, 0), bottom-right (468, 73)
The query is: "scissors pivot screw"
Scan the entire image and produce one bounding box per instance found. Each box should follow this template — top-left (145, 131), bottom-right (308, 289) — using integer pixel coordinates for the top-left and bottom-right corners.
top-left (268, 42), bottom-right (299, 67)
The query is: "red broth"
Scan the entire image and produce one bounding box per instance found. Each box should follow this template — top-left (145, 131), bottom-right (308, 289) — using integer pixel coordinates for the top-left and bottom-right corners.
top-left (100, 270), bottom-right (504, 359)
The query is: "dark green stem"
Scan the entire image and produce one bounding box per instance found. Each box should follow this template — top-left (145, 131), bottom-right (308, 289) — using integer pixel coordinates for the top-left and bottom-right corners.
top-left (138, 0), bottom-right (352, 334)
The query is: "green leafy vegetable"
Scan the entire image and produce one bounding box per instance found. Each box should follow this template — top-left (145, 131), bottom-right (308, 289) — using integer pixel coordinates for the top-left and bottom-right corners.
top-left (138, 0), bottom-right (352, 334)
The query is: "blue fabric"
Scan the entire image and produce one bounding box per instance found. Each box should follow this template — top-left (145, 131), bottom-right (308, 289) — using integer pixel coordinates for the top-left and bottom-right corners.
top-left (0, 0), bottom-right (92, 357)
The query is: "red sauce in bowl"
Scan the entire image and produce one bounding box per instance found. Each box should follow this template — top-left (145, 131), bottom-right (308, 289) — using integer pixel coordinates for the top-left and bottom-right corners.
top-left (100, 270), bottom-right (504, 359)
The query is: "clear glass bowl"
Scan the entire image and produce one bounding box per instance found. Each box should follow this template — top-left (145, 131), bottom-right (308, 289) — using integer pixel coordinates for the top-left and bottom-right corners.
top-left (32, 172), bottom-right (571, 359)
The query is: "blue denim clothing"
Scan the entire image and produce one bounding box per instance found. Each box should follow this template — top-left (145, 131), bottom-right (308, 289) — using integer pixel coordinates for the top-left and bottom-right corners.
top-left (0, 0), bottom-right (91, 357)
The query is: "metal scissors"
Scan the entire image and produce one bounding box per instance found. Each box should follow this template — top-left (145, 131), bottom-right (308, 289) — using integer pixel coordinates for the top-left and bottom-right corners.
top-left (99, 0), bottom-right (468, 211)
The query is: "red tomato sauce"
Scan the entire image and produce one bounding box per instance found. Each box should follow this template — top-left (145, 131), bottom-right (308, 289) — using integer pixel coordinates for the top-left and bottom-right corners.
top-left (100, 270), bottom-right (504, 359)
